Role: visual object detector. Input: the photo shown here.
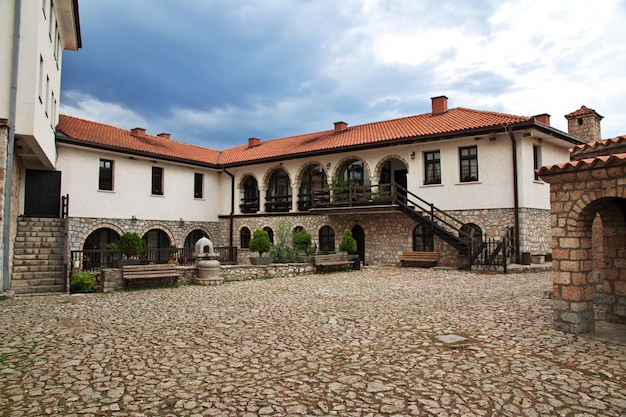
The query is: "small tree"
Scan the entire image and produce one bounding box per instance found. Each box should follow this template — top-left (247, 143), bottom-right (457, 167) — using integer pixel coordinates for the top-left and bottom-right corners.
top-left (113, 232), bottom-right (146, 259)
top-left (271, 220), bottom-right (296, 263)
top-left (338, 229), bottom-right (357, 254)
top-left (70, 272), bottom-right (95, 293)
top-left (248, 229), bottom-right (272, 257)
top-left (293, 228), bottom-right (313, 255)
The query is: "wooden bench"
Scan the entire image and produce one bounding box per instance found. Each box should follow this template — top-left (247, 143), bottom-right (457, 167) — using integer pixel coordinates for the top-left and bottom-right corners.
top-left (122, 264), bottom-right (180, 289)
top-left (314, 254), bottom-right (353, 272)
top-left (400, 251), bottom-right (440, 268)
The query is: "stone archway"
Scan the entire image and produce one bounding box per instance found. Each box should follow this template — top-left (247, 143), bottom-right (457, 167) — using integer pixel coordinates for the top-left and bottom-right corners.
top-left (540, 138), bottom-right (626, 333)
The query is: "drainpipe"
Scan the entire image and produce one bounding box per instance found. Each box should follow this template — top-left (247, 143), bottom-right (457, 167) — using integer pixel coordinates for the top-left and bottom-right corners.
top-left (222, 168), bottom-right (235, 251)
top-left (506, 124), bottom-right (521, 264)
top-left (2, 0), bottom-right (21, 292)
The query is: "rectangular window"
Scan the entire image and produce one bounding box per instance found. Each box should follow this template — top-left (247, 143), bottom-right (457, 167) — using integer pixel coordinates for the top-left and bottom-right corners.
top-left (54, 30), bottom-right (61, 63)
top-left (194, 173), bottom-right (203, 198)
top-left (48, 0), bottom-right (54, 41)
top-left (99, 159), bottom-right (114, 191)
top-left (42, 0), bottom-right (47, 18)
top-left (51, 92), bottom-right (57, 126)
top-left (424, 150), bottom-right (441, 184)
top-left (152, 167), bottom-right (163, 195)
top-left (38, 56), bottom-right (44, 103)
top-left (533, 144), bottom-right (542, 180)
top-left (45, 76), bottom-right (50, 117)
top-left (459, 146), bottom-right (478, 182)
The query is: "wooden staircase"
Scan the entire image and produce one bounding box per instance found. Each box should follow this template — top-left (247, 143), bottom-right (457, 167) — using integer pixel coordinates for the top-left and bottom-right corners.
top-left (11, 217), bottom-right (67, 295)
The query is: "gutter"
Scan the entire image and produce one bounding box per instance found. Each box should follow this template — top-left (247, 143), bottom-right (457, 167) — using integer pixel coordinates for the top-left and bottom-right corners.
top-left (222, 168), bottom-right (235, 250)
top-left (3, 0), bottom-right (21, 292)
top-left (505, 124), bottom-right (521, 264)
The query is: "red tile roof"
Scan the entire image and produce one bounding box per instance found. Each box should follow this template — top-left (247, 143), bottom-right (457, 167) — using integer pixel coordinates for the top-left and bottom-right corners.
top-left (538, 152), bottom-right (626, 176)
top-left (218, 108), bottom-right (531, 165)
top-left (57, 115), bottom-right (221, 166)
top-left (571, 135), bottom-right (626, 154)
top-left (58, 106), bottom-right (568, 167)
top-left (565, 105), bottom-right (603, 119)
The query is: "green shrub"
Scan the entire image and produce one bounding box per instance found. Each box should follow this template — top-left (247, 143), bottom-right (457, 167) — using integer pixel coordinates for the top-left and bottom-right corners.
top-left (249, 229), bottom-right (272, 257)
top-left (293, 228), bottom-right (313, 255)
top-left (114, 232), bottom-right (146, 258)
top-left (271, 220), bottom-right (295, 263)
top-left (70, 272), bottom-right (95, 293)
top-left (338, 229), bottom-right (357, 254)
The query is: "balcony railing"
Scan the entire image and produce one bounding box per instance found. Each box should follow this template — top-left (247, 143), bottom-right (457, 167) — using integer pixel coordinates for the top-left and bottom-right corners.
top-left (265, 194), bottom-right (292, 212)
top-left (310, 183), bottom-right (394, 209)
top-left (240, 197), bottom-right (259, 213)
top-left (72, 246), bottom-right (238, 274)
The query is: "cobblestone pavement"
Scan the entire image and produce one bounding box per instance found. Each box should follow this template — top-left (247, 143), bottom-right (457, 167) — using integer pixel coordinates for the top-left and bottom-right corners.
top-left (1, 267), bottom-right (625, 417)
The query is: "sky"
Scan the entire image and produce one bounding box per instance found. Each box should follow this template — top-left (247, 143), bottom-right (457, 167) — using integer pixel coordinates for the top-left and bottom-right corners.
top-left (60, 0), bottom-right (626, 150)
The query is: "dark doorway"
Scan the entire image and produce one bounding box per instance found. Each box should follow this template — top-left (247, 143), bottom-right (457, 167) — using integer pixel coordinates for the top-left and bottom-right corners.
top-left (24, 169), bottom-right (61, 218)
top-left (351, 225), bottom-right (365, 264)
top-left (394, 169), bottom-right (408, 201)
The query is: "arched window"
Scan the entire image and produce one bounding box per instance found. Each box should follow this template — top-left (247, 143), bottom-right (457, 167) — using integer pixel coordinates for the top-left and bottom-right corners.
top-left (263, 226), bottom-right (274, 244)
top-left (298, 164), bottom-right (328, 210)
top-left (337, 159), bottom-right (370, 187)
top-left (143, 229), bottom-right (171, 264)
top-left (184, 229), bottom-right (208, 260)
top-left (240, 227), bottom-right (251, 248)
top-left (82, 228), bottom-right (120, 270)
top-left (413, 224), bottom-right (434, 252)
top-left (293, 225), bottom-right (304, 234)
top-left (319, 226), bottom-right (335, 253)
top-left (240, 176), bottom-right (259, 213)
top-left (266, 169), bottom-right (292, 212)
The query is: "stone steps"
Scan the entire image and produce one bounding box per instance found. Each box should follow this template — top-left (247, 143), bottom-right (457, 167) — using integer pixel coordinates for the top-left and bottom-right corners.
top-left (12, 218), bottom-right (67, 296)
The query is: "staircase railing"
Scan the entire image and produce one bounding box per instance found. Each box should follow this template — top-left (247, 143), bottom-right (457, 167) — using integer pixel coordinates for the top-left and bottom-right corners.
top-left (61, 194), bottom-right (69, 293)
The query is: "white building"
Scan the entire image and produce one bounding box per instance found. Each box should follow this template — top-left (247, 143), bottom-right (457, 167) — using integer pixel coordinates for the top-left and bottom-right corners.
top-left (0, 0), bottom-right (81, 293)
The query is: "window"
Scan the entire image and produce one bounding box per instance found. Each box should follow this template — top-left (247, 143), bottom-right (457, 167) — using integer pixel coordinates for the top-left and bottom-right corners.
top-left (424, 150), bottom-right (441, 185)
top-left (533, 145), bottom-right (542, 181)
top-left (319, 226), bottom-right (335, 253)
top-left (459, 146), bottom-right (478, 182)
top-left (42, 0), bottom-right (47, 17)
top-left (240, 227), bottom-right (251, 248)
top-left (45, 76), bottom-right (50, 117)
top-left (266, 169), bottom-right (291, 212)
top-left (152, 167), bottom-right (163, 195)
top-left (38, 56), bottom-right (44, 103)
top-left (413, 224), bottom-right (434, 252)
top-left (240, 175), bottom-right (259, 213)
top-left (194, 173), bottom-right (203, 198)
top-left (54, 30), bottom-right (61, 63)
top-left (48, 1), bottom-right (54, 40)
top-left (99, 159), bottom-right (113, 190)
top-left (51, 92), bottom-right (57, 125)
top-left (263, 227), bottom-right (274, 244)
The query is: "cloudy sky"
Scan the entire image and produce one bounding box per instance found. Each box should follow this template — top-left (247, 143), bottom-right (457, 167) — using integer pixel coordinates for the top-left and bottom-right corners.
top-left (60, 0), bottom-right (626, 150)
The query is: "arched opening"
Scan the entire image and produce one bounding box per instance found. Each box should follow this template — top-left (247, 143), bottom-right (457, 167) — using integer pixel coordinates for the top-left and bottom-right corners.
top-left (298, 164), bottom-right (328, 210)
top-left (337, 159), bottom-right (370, 187)
top-left (184, 229), bottom-right (208, 261)
top-left (263, 226), bottom-right (274, 244)
top-left (143, 229), bottom-right (171, 264)
top-left (380, 158), bottom-right (408, 199)
top-left (351, 225), bottom-right (365, 264)
top-left (82, 228), bottom-right (120, 270)
top-left (240, 227), bottom-right (251, 248)
top-left (319, 226), bottom-right (335, 253)
top-left (266, 169), bottom-right (292, 212)
top-left (460, 223), bottom-right (483, 245)
top-left (240, 176), bottom-right (259, 213)
top-left (413, 223), bottom-right (434, 252)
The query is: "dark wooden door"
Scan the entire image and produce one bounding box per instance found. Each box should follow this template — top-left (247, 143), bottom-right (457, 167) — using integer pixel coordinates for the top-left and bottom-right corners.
top-left (351, 225), bottom-right (365, 265)
top-left (24, 170), bottom-right (61, 218)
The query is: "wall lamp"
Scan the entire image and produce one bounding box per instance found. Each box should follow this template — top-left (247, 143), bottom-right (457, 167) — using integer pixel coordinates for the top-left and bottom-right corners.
top-left (410, 151), bottom-right (415, 160)
top-left (131, 215), bottom-right (137, 221)
top-left (326, 162), bottom-right (331, 169)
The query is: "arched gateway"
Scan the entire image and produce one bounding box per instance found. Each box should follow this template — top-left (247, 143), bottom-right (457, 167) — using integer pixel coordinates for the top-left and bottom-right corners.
top-left (539, 136), bottom-right (626, 333)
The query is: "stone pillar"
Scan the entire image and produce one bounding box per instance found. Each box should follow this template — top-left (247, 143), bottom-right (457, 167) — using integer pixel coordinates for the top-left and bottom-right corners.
top-left (259, 186), bottom-right (267, 213)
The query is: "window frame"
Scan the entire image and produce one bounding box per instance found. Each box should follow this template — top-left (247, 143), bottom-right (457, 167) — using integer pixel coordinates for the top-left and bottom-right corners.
top-left (151, 166), bottom-right (164, 195)
top-left (459, 146), bottom-right (478, 182)
top-left (533, 144), bottom-right (542, 181)
top-left (194, 173), bottom-right (203, 198)
top-left (98, 159), bottom-right (114, 191)
top-left (240, 227), bottom-right (251, 249)
top-left (424, 150), bottom-right (441, 185)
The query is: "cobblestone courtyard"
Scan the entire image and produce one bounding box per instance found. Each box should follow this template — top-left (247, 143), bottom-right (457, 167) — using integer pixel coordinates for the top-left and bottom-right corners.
top-left (1, 267), bottom-right (625, 416)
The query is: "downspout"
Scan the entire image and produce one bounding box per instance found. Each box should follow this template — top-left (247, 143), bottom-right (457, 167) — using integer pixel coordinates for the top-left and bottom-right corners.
top-left (506, 124), bottom-right (521, 264)
top-left (2, 0), bottom-right (21, 292)
top-left (222, 168), bottom-right (235, 251)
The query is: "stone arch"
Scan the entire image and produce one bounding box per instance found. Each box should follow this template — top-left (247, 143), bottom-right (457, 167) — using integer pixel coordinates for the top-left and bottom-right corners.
top-left (79, 222), bottom-right (125, 250)
top-left (373, 155), bottom-right (409, 180)
top-left (139, 223), bottom-right (175, 246)
top-left (262, 165), bottom-right (292, 188)
top-left (332, 156), bottom-right (371, 181)
top-left (294, 161), bottom-right (326, 188)
top-left (238, 173), bottom-right (260, 190)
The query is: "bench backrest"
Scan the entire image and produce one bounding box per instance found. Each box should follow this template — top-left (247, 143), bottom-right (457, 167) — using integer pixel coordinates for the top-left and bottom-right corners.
top-left (314, 254), bottom-right (350, 264)
top-left (122, 264), bottom-right (177, 273)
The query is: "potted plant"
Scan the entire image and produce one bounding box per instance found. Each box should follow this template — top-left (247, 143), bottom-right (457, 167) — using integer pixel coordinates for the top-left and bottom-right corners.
top-left (109, 232), bottom-right (146, 266)
top-left (248, 228), bottom-right (273, 265)
top-left (339, 229), bottom-right (360, 270)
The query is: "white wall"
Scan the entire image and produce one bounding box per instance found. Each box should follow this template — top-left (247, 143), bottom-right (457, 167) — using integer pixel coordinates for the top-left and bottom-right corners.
top-left (57, 145), bottom-right (222, 222)
top-left (0, 1), bottom-right (15, 120)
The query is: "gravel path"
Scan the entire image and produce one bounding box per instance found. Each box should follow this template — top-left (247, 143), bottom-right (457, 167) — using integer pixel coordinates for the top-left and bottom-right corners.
top-left (1, 267), bottom-right (625, 416)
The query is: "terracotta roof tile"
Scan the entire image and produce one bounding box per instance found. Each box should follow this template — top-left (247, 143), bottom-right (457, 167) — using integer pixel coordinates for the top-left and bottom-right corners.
top-left (218, 108), bottom-right (531, 164)
top-left (538, 152), bottom-right (626, 176)
top-left (57, 115), bottom-right (221, 166)
top-left (565, 105), bottom-right (603, 119)
top-left (571, 135), bottom-right (626, 154)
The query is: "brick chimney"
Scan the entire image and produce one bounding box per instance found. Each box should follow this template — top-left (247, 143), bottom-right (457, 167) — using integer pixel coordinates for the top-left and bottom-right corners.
top-left (248, 137), bottom-right (261, 148)
top-left (565, 106), bottom-right (603, 143)
top-left (533, 113), bottom-right (551, 126)
top-left (431, 95), bottom-right (448, 114)
top-left (334, 121), bottom-right (348, 131)
top-left (157, 132), bottom-right (171, 140)
top-left (131, 127), bottom-right (146, 136)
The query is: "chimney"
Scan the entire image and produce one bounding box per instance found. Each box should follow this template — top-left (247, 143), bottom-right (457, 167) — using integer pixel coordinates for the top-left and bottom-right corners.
top-left (131, 127), bottom-right (146, 136)
top-left (334, 121), bottom-right (348, 131)
top-left (248, 137), bottom-right (261, 148)
top-left (565, 106), bottom-right (603, 143)
top-left (533, 113), bottom-right (551, 126)
top-left (431, 95), bottom-right (448, 114)
top-left (157, 132), bottom-right (171, 140)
